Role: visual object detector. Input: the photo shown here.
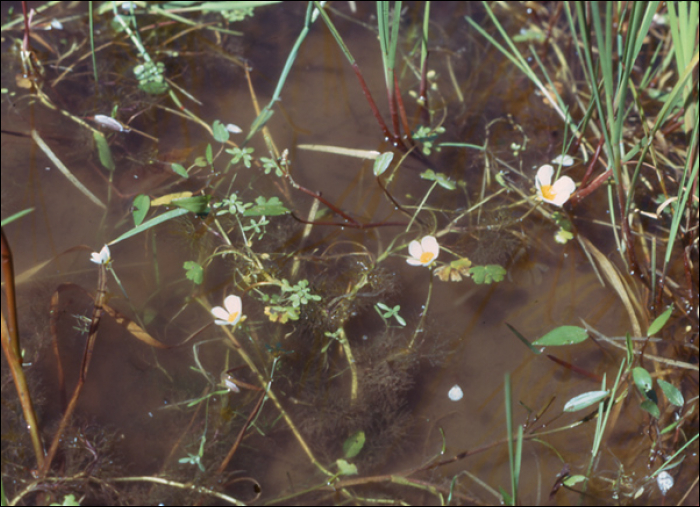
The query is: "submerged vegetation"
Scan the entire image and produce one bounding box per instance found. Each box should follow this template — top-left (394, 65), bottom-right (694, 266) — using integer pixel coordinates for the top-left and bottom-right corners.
top-left (1, 1), bottom-right (697, 505)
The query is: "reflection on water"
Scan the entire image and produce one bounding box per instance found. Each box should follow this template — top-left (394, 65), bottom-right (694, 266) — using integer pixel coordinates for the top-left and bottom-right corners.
top-left (1, 2), bottom-right (697, 506)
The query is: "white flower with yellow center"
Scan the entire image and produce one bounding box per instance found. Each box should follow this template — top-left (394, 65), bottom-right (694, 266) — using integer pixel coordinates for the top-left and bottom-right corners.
top-left (407, 235), bottom-right (440, 267)
top-left (90, 245), bottom-right (111, 265)
top-left (535, 165), bottom-right (576, 207)
top-left (211, 295), bottom-right (243, 326)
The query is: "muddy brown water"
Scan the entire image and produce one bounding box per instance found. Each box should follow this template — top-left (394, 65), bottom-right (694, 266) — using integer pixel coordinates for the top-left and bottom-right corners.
top-left (2, 2), bottom-right (697, 505)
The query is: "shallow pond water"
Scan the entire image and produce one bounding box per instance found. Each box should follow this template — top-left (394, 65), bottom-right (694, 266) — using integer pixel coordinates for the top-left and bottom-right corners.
top-left (1, 2), bottom-right (697, 506)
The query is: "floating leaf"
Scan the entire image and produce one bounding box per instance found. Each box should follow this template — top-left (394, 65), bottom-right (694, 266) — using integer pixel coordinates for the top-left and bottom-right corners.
top-left (171, 163), bottom-right (189, 179)
top-left (373, 151), bottom-right (394, 176)
top-left (335, 459), bottom-right (358, 476)
top-left (184, 261), bottom-right (204, 285)
top-left (469, 264), bottom-right (506, 284)
top-left (93, 131), bottom-right (115, 171)
top-left (658, 379), bottom-right (683, 407)
top-left (632, 366), bottom-right (654, 392)
top-left (212, 120), bottom-right (230, 143)
top-left (342, 430), bottom-right (365, 459)
top-left (647, 306), bottom-right (673, 336)
top-left (563, 390), bottom-right (609, 412)
top-left (243, 196), bottom-right (289, 216)
top-left (532, 326), bottom-right (588, 346)
top-left (132, 194), bottom-right (150, 226)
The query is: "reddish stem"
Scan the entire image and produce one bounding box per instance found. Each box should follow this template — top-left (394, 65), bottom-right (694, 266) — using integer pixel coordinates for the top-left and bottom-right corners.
top-left (351, 62), bottom-right (394, 143)
top-left (568, 167), bottom-right (612, 207)
top-left (580, 135), bottom-right (605, 188)
top-left (394, 73), bottom-right (414, 144)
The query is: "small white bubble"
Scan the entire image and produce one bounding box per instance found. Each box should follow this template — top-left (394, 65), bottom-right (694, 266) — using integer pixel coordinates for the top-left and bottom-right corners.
top-left (448, 385), bottom-right (463, 401)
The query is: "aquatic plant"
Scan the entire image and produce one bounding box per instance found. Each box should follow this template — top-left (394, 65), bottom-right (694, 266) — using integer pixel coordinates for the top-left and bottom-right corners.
top-left (0, 2), bottom-right (696, 506)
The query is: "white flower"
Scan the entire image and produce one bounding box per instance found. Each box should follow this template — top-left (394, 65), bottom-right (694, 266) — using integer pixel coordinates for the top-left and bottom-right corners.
top-left (90, 245), bottom-right (111, 265)
top-left (535, 165), bottom-right (576, 207)
top-left (407, 235), bottom-right (440, 266)
top-left (211, 295), bottom-right (243, 326)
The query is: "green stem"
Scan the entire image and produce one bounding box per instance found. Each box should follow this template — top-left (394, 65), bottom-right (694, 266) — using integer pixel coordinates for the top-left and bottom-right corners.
top-left (408, 267), bottom-right (434, 350)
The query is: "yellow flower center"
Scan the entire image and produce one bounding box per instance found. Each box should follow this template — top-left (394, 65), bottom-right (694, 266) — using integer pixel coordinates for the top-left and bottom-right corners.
top-left (540, 184), bottom-right (557, 201)
top-left (227, 312), bottom-right (239, 323)
top-left (420, 252), bottom-right (434, 264)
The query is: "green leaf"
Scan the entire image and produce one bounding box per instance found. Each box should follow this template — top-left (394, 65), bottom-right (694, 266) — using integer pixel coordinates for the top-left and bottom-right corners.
top-left (419, 168), bottom-right (456, 190)
top-left (658, 379), bottom-right (683, 407)
top-left (373, 151), bottom-right (394, 176)
top-left (563, 390), bottom-right (609, 412)
top-left (563, 475), bottom-right (586, 487)
top-left (132, 194), bottom-right (150, 226)
top-left (335, 458), bottom-right (358, 476)
top-left (109, 208), bottom-right (189, 245)
top-left (532, 326), bottom-right (588, 346)
top-left (171, 163), bottom-right (189, 178)
top-left (1, 207), bottom-right (34, 227)
top-left (205, 143), bottom-right (213, 165)
top-left (243, 196), bottom-right (289, 216)
top-left (212, 120), bottom-right (230, 143)
top-left (93, 131), bottom-right (115, 171)
top-left (342, 430), bottom-right (365, 459)
top-left (172, 195), bottom-right (212, 214)
top-left (640, 398), bottom-right (660, 419)
top-left (468, 265), bottom-right (506, 284)
top-left (184, 261), bottom-right (204, 285)
top-left (647, 306), bottom-right (673, 336)
top-left (632, 366), bottom-right (654, 392)
top-left (505, 322), bottom-right (541, 354)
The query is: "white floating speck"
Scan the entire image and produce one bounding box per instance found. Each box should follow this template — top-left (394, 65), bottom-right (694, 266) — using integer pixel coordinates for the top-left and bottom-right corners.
top-left (226, 123), bottom-right (243, 134)
top-left (656, 471), bottom-right (673, 496)
top-left (552, 154), bottom-right (574, 166)
top-left (448, 384), bottom-right (463, 401)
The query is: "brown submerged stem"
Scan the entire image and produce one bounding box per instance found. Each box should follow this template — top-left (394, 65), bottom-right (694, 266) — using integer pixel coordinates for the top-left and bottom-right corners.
top-left (39, 263), bottom-right (108, 477)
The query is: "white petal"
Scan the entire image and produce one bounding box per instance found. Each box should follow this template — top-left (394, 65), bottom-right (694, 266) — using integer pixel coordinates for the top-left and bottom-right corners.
top-left (550, 176), bottom-right (576, 206)
top-left (223, 295), bottom-right (242, 315)
top-left (211, 306), bottom-right (229, 322)
top-left (421, 236), bottom-right (440, 257)
top-left (408, 240), bottom-right (423, 259)
top-left (535, 164), bottom-right (554, 188)
top-left (552, 154), bottom-right (574, 166)
top-left (90, 252), bottom-right (101, 264)
top-left (406, 258), bottom-right (424, 266)
top-left (99, 245), bottom-right (111, 261)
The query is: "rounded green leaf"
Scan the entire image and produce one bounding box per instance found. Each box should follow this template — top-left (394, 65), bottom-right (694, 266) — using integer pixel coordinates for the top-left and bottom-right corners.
top-left (632, 366), bottom-right (654, 392)
top-left (212, 120), bottom-right (230, 143)
top-left (342, 430), bottom-right (365, 459)
top-left (532, 326), bottom-right (588, 346)
top-left (336, 458), bottom-right (358, 476)
top-left (132, 194), bottom-right (150, 226)
top-left (640, 398), bottom-right (660, 419)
